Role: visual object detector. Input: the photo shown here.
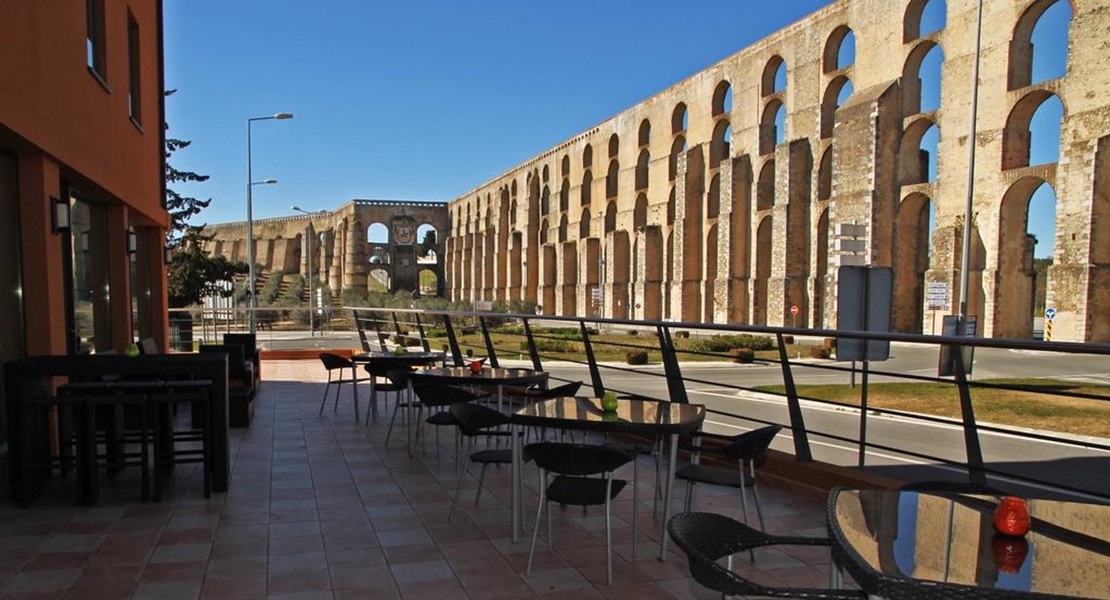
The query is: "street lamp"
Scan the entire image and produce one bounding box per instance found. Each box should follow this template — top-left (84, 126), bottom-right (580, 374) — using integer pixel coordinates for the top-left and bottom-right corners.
top-left (246, 112), bottom-right (293, 334)
top-left (598, 210), bottom-right (605, 319)
top-left (291, 206), bottom-right (320, 336)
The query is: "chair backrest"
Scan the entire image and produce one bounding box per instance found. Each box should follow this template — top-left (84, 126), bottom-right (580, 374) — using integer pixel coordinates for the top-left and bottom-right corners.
top-left (224, 333), bottom-right (258, 356)
top-left (449, 401), bottom-right (510, 435)
top-left (530, 381), bottom-right (582, 400)
top-left (413, 383), bottom-right (482, 409)
top-left (668, 512), bottom-right (759, 595)
top-left (524, 442), bottom-right (632, 476)
top-left (365, 360), bottom-right (413, 378)
top-left (722, 425), bottom-right (782, 461)
top-left (318, 352), bottom-right (352, 371)
top-left (138, 338), bottom-right (160, 355)
top-left (202, 344), bottom-right (247, 379)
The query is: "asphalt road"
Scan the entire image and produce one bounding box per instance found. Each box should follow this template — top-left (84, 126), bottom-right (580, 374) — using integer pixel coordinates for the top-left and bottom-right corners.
top-left (259, 329), bottom-right (1110, 499)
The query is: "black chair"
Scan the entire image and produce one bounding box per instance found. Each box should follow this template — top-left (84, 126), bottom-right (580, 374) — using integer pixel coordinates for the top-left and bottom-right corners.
top-left (446, 401), bottom-right (526, 521)
top-left (317, 353), bottom-right (368, 423)
top-left (524, 442), bottom-right (633, 586)
top-left (668, 512), bottom-right (864, 600)
top-left (200, 344), bottom-right (254, 427)
top-left (381, 367), bottom-right (419, 446)
top-left (17, 393), bottom-right (91, 505)
top-left (411, 383), bottom-right (476, 459)
top-left (224, 333), bottom-right (261, 389)
top-left (364, 360), bottom-right (413, 425)
top-left (148, 380), bottom-right (213, 501)
top-left (676, 424), bottom-right (782, 531)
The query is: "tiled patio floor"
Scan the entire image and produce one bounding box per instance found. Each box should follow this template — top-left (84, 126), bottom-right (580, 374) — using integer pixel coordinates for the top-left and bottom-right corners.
top-left (0, 360), bottom-right (836, 599)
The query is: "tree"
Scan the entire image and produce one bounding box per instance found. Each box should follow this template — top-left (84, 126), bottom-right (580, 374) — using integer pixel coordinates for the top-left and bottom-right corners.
top-left (165, 90), bottom-right (246, 307)
top-left (418, 228), bottom-right (437, 257)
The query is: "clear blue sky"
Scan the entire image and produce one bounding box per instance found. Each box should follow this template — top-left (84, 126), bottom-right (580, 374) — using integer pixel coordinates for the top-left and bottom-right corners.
top-left (164, 0), bottom-right (1070, 257)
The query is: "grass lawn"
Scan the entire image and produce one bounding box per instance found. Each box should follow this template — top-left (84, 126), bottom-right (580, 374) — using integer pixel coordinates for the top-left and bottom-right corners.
top-left (757, 379), bottom-right (1110, 438)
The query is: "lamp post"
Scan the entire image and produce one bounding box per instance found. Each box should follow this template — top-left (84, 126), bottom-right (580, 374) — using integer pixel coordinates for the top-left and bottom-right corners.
top-left (957, 0), bottom-right (983, 326)
top-left (292, 206), bottom-right (318, 337)
top-left (246, 112), bottom-right (293, 334)
top-left (597, 210), bottom-right (605, 319)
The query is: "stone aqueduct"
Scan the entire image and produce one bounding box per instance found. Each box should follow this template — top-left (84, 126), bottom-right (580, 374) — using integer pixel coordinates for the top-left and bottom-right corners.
top-left (443, 0), bottom-right (1110, 342)
top-left (205, 0), bottom-right (1110, 342)
top-left (204, 200), bottom-right (449, 297)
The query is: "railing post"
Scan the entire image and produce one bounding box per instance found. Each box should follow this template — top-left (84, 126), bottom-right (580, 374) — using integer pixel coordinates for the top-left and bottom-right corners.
top-left (479, 317), bottom-right (499, 368)
top-left (414, 313), bottom-right (431, 353)
top-left (391, 312), bottom-right (404, 346)
top-left (953, 345), bottom-right (987, 484)
top-left (858, 360), bottom-right (869, 467)
top-left (370, 311), bottom-right (387, 350)
top-left (580, 321), bottom-right (605, 397)
top-left (776, 333), bottom-right (812, 462)
top-left (443, 315), bottom-right (464, 366)
top-left (522, 318), bottom-right (543, 372)
top-left (656, 325), bottom-right (689, 404)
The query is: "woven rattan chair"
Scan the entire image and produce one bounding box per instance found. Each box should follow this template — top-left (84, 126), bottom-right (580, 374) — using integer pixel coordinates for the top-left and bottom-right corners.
top-left (668, 511), bottom-right (864, 600)
top-left (525, 442), bottom-right (633, 585)
top-left (676, 424), bottom-right (781, 532)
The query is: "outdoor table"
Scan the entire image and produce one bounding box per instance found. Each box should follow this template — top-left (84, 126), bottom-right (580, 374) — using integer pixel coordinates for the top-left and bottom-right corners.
top-left (407, 367), bottom-right (549, 455)
top-left (509, 396), bottom-right (706, 560)
top-left (350, 351), bottom-right (445, 423)
top-left (828, 488), bottom-right (1110, 600)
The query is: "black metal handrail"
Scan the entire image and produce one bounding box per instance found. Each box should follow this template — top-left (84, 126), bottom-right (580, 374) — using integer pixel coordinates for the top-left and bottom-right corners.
top-left (347, 306), bottom-right (1110, 501)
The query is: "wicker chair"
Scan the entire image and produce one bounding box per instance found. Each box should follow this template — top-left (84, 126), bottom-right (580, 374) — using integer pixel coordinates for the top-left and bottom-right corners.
top-left (668, 511), bottom-right (864, 599)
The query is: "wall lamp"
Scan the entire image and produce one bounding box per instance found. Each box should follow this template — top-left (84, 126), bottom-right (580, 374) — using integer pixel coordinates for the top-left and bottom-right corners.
top-left (127, 228), bottom-right (138, 254)
top-left (51, 197), bottom-right (70, 233)
top-left (164, 246), bottom-right (173, 264)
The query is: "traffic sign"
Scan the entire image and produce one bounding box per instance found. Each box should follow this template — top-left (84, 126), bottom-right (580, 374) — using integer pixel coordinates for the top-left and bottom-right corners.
top-left (1045, 307), bottom-right (1056, 320)
top-left (790, 305), bottom-right (799, 316)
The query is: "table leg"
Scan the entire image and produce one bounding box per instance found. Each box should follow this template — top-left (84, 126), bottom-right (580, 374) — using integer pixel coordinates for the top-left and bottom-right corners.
top-left (659, 433), bottom-right (678, 561)
top-left (511, 422), bottom-right (521, 543)
top-left (352, 372), bottom-right (360, 424)
top-left (406, 381), bottom-right (415, 457)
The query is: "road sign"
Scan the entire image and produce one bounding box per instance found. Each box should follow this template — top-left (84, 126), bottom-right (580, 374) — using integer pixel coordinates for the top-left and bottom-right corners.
top-left (836, 266), bottom-right (892, 362)
top-left (926, 282), bottom-right (950, 311)
top-left (790, 305), bottom-right (799, 316)
top-left (1045, 307), bottom-right (1056, 320)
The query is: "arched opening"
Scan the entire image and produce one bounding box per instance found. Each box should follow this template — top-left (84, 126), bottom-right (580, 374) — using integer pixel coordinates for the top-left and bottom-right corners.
top-left (1009, 0), bottom-right (1071, 90)
top-left (823, 26), bottom-right (856, 73)
top-left (604, 201), bottom-right (617, 234)
top-left (757, 160), bottom-right (776, 210)
top-left (760, 100), bottom-right (785, 155)
top-left (559, 179), bottom-right (569, 212)
top-left (638, 119), bottom-right (651, 147)
top-left (672, 103), bottom-right (688, 134)
top-left (762, 55), bottom-right (787, 96)
top-left (667, 187), bottom-right (676, 226)
top-left (583, 144), bottom-right (593, 169)
top-left (707, 173), bottom-right (720, 219)
top-left (818, 147), bottom-right (833, 201)
top-left (540, 185), bottom-right (550, 216)
top-left (561, 155), bottom-right (570, 177)
top-left (539, 218), bottom-right (548, 245)
top-left (509, 199), bottom-right (518, 227)
top-left (418, 268), bottom-right (439, 296)
top-left (754, 216), bottom-right (773, 325)
top-left (636, 150), bottom-right (650, 190)
top-left (367, 222), bottom-right (389, 244)
top-left (579, 209), bottom-right (592, 239)
top-left (902, 41), bottom-right (944, 116)
top-left (821, 76), bottom-right (854, 139)
top-left (814, 208), bottom-right (829, 328)
top-left (368, 267), bottom-right (391, 293)
top-left (580, 170), bottom-right (593, 206)
top-left (712, 81), bottom-right (733, 116)
top-left (416, 224), bottom-right (438, 260)
top-left (669, 135), bottom-right (687, 181)
top-left (558, 215), bottom-right (568, 243)
top-left (608, 134), bottom-right (619, 159)
top-left (904, 0), bottom-right (946, 43)
top-left (606, 160), bottom-right (619, 198)
top-left (704, 223), bottom-right (718, 320)
top-left (634, 194), bottom-right (648, 229)
top-left (1002, 91), bottom-right (1063, 170)
top-left (899, 118), bottom-right (940, 184)
top-left (893, 193), bottom-right (935, 332)
top-left (711, 120), bottom-right (732, 166)
top-left (996, 177), bottom-right (1056, 338)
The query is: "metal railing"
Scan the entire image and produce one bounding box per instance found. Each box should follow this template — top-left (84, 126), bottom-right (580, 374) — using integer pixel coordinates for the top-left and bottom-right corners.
top-left (347, 306), bottom-right (1110, 502)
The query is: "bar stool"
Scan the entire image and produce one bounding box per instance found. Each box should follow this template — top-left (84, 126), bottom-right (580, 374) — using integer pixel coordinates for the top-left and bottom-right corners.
top-left (149, 380), bottom-right (212, 501)
top-left (16, 393), bottom-right (91, 506)
top-left (83, 388), bottom-right (153, 503)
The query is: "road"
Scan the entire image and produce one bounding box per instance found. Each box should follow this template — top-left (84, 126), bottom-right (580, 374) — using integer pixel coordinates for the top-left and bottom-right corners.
top-left (258, 329), bottom-right (1110, 499)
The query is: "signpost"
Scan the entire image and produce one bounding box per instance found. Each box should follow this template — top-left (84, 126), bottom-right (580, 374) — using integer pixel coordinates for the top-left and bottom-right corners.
top-left (790, 304), bottom-right (799, 327)
top-left (926, 282), bottom-right (950, 335)
top-left (1044, 307), bottom-right (1056, 341)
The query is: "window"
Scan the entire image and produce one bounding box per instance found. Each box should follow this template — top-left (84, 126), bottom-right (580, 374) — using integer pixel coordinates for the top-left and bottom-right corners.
top-left (86, 0), bottom-right (107, 80)
top-left (128, 13), bottom-right (142, 124)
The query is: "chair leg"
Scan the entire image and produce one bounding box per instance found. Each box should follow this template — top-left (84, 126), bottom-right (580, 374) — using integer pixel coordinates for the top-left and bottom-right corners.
top-left (631, 456), bottom-right (638, 558)
top-left (475, 463), bottom-right (488, 506)
top-left (333, 380), bottom-right (343, 412)
top-left (448, 441), bottom-right (471, 522)
top-left (384, 402), bottom-right (401, 446)
top-left (684, 480), bottom-right (694, 512)
top-left (750, 460), bottom-right (766, 531)
top-left (319, 377), bottom-right (332, 415)
top-left (526, 471), bottom-right (546, 575)
top-left (605, 476), bottom-right (614, 586)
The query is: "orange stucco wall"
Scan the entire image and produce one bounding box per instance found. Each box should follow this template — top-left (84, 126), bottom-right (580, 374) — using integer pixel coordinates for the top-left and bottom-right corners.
top-left (0, 0), bottom-right (165, 227)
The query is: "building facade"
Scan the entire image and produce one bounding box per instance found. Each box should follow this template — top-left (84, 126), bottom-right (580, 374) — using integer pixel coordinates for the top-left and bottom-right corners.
top-left (444, 0), bottom-right (1110, 342)
top-left (0, 0), bottom-right (169, 360)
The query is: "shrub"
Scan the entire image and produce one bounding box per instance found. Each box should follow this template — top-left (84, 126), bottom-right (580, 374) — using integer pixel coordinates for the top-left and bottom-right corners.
top-left (809, 346), bottom-right (831, 359)
top-left (823, 337), bottom-right (837, 350)
top-left (520, 339), bottom-right (576, 353)
top-left (627, 329), bottom-right (639, 336)
top-left (674, 330), bottom-right (690, 339)
top-left (730, 348), bottom-right (755, 364)
top-left (625, 349), bottom-right (649, 365)
top-left (424, 327), bottom-right (447, 338)
top-left (258, 272), bottom-right (284, 305)
top-left (690, 334), bottom-right (774, 353)
top-left (781, 334), bottom-right (795, 345)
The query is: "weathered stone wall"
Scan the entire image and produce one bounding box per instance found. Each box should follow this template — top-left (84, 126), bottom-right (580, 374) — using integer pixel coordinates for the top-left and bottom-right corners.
top-left (444, 0), bottom-right (1110, 342)
top-left (203, 199), bottom-right (449, 297)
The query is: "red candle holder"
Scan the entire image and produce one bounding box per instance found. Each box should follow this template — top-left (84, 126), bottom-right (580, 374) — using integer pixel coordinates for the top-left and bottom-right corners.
top-left (993, 496), bottom-right (1031, 537)
top-left (469, 358), bottom-right (485, 374)
top-left (991, 534), bottom-right (1029, 573)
